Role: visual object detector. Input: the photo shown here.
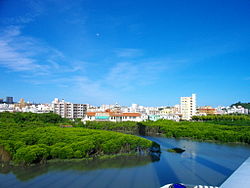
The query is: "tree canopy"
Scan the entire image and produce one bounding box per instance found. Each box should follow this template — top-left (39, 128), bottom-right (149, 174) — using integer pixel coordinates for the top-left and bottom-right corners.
top-left (0, 112), bottom-right (157, 165)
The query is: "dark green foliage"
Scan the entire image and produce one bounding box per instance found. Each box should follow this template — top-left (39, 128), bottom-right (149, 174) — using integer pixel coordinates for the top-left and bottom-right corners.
top-left (83, 119), bottom-right (250, 144)
top-left (192, 114), bottom-right (250, 122)
top-left (0, 112), bottom-right (70, 127)
top-left (0, 112), bottom-right (154, 165)
top-left (83, 121), bottom-right (138, 132)
top-left (1, 127), bottom-right (153, 164)
top-left (141, 120), bottom-right (250, 144)
top-left (192, 114), bottom-right (250, 126)
top-left (14, 144), bottom-right (49, 164)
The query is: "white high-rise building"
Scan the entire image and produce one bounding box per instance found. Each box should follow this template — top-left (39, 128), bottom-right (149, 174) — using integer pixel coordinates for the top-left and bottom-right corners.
top-left (180, 94), bottom-right (197, 120)
top-left (52, 98), bottom-right (87, 119)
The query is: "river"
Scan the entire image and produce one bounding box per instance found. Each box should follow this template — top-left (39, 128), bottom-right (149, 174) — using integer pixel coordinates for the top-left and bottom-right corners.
top-left (1, 136), bottom-right (250, 188)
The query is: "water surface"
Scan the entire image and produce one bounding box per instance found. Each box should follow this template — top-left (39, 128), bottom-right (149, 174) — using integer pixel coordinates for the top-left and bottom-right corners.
top-left (1, 136), bottom-right (250, 188)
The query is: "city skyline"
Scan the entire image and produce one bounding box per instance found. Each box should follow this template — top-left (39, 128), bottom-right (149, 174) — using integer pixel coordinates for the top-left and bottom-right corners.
top-left (1, 95), bottom-right (248, 120)
top-left (0, 0), bottom-right (250, 106)
top-left (0, 94), bottom-right (248, 109)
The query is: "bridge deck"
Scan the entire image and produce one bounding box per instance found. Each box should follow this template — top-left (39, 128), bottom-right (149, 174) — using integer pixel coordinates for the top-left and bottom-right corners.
top-left (220, 156), bottom-right (250, 188)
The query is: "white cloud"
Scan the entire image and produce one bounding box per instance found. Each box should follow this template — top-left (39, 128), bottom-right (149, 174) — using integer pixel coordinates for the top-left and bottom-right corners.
top-left (0, 26), bottom-right (84, 75)
top-left (25, 75), bottom-right (115, 104)
top-left (105, 60), bottom-right (168, 91)
top-left (0, 27), bottom-right (42, 71)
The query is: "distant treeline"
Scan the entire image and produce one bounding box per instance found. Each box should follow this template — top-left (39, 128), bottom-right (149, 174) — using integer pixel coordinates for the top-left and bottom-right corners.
top-left (0, 112), bottom-right (70, 125)
top-left (141, 120), bottom-right (250, 144)
top-left (231, 102), bottom-right (250, 110)
top-left (0, 112), bottom-right (157, 165)
top-left (192, 114), bottom-right (250, 126)
top-left (84, 121), bottom-right (138, 132)
top-left (1, 112), bottom-right (250, 166)
top-left (192, 114), bottom-right (250, 121)
top-left (83, 118), bottom-right (250, 144)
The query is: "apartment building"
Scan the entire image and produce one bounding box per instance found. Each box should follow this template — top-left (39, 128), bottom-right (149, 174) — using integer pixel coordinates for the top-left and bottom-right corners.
top-left (6, 96), bottom-right (14, 104)
top-left (180, 94), bottom-right (197, 120)
top-left (52, 98), bottom-right (87, 119)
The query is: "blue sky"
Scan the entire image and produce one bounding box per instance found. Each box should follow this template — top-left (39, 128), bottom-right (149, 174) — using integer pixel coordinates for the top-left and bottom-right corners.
top-left (0, 0), bottom-right (249, 106)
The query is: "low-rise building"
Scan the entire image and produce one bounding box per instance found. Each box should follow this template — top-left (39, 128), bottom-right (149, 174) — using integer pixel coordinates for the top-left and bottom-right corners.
top-left (216, 106), bottom-right (249, 115)
top-left (0, 104), bottom-right (14, 112)
top-left (15, 103), bottom-right (52, 113)
top-left (82, 110), bottom-right (142, 122)
top-left (148, 115), bottom-right (162, 121)
top-left (197, 106), bottom-right (216, 115)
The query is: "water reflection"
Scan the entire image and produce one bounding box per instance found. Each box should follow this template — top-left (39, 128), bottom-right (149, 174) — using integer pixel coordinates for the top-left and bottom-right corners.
top-left (1, 137), bottom-right (250, 188)
top-left (0, 154), bottom-right (157, 182)
top-left (143, 136), bottom-right (250, 186)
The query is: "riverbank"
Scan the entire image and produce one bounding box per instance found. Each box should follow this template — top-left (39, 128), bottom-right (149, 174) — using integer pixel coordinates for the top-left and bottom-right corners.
top-left (83, 120), bottom-right (250, 144)
top-left (1, 135), bottom-right (250, 188)
top-left (1, 112), bottom-right (249, 167)
top-left (0, 126), bottom-right (158, 166)
top-left (0, 153), bottom-right (158, 182)
top-left (0, 113), bottom-right (159, 166)
top-left (0, 152), bottom-right (158, 168)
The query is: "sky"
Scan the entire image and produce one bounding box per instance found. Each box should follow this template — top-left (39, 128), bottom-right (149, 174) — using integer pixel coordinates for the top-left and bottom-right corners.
top-left (0, 0), bottom-right (249, 106)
